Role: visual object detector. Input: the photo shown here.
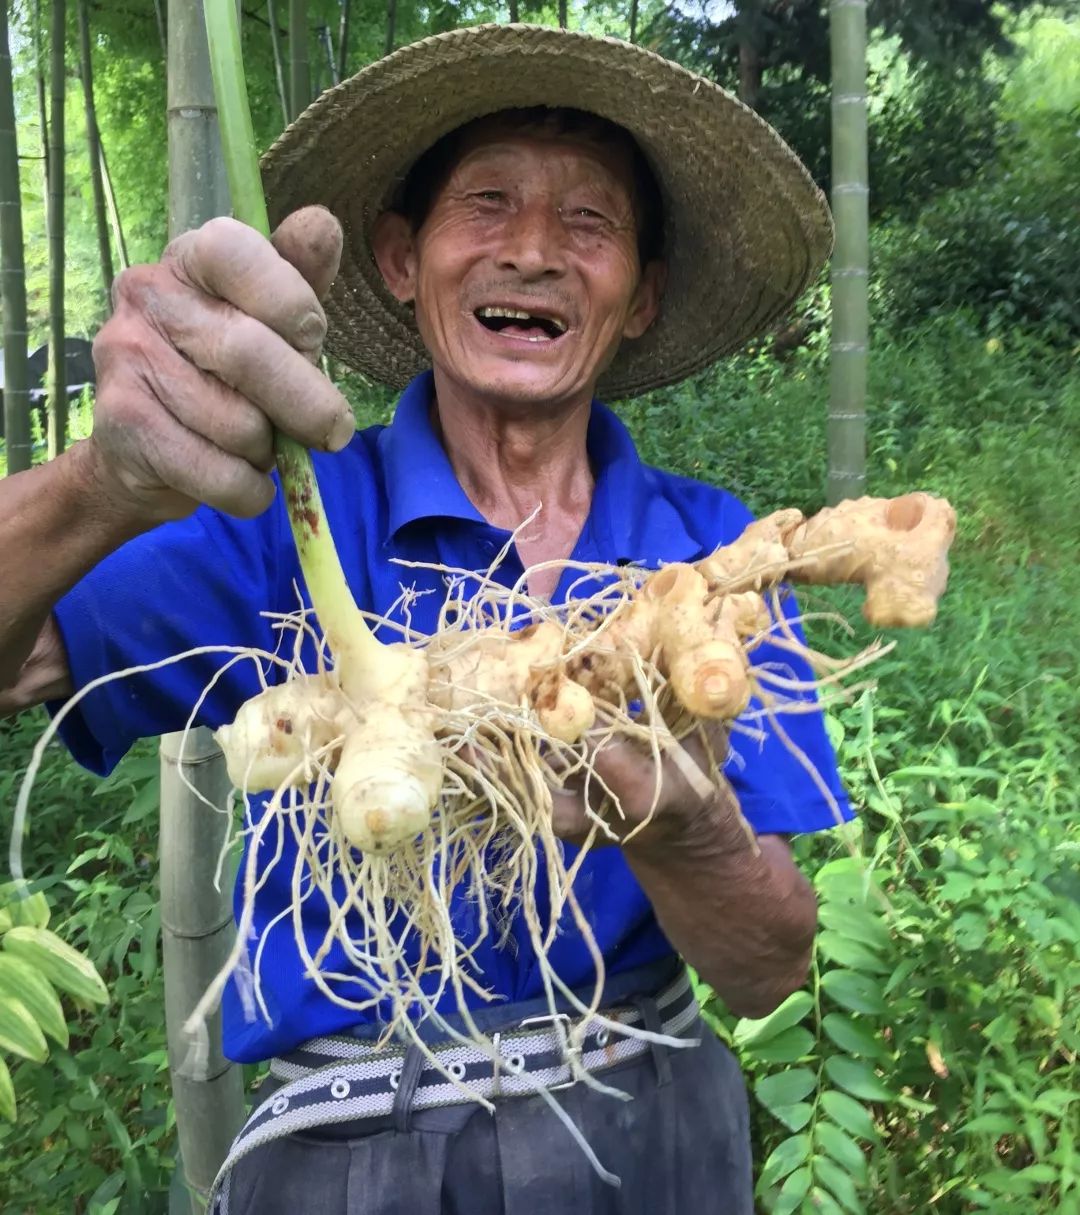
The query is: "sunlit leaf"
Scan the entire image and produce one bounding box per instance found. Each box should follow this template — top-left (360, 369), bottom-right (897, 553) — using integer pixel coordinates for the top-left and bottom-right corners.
top-left (822, 1013), bottom-right (888, 1061)
top-left (755, 1067), bottom-right (817, 1113)
top-left (734, 990), bottom-right (813, 1048)
top-left (815, 1119), bottom-right (869, 1183)
top-left (760, 1133), bottom-right (810, 1187)
top-left (2, 927), bottom-right (109, 1006)
top-left (820, 969), bottom-right (886, 1016)
top-left (820, 1090), bottom-right (879, 1141)
top-left (0, 995), bottom-right (49, 1063)
top-left (824, 1056), bottom-right (894, 1102)
top-left (0, 1055), bottom-right (15, 1121)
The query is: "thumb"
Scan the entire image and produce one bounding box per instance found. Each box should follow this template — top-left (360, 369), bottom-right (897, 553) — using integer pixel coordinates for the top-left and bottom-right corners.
top-left (271, 205), bottom-right (344, 302)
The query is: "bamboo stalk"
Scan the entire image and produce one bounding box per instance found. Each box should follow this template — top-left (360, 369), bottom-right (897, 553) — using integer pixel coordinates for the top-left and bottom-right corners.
top-left (384, 0), bottom-right (396, 57)
top-left (34, 1), bottom-right (48, 202)
top-left (336, 0), bottom-right (350, 80)
top-left (46, 0), bottom-right (66, 460)
top-left (0, 0), bottom-right (32, 474)
top-left (78, 0), bottom-right (114, 309)
top-left (99, 142), bottom-right (129, 270)
top-left (163, 3), bottom-right (246, 1207)
top-left (508, 0), bottom-right (519, 21)
top-left (628, 0), bottom-right (638, 43)
top-left (153, 0), bottom-right (167, 58)
top-left (318, 23), bottom-right (338, 86)
top-left (160, 731), bottom-right (243, 1211)
top-left (266, 0), bottom-right (289, 126)
top-left (827, 0), bottom-right (868, 505)
top-left (288, 0), bottom-right (309, 121)
top-left (558, 0), bottom-right (567, 29)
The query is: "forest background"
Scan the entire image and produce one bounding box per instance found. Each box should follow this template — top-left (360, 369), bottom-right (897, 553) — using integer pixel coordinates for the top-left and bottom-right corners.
top-left (0, 0), bottom-right (1078, 1212)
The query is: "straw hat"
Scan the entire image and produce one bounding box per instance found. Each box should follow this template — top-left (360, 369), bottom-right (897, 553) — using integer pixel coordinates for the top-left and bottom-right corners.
top-left (261, 24), bottom-right (833, 400)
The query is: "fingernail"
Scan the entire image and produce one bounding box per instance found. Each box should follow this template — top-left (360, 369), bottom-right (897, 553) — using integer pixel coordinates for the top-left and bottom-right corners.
top-left (327, 408), bottom-right (355, 451)
top-left (297, 310), bottom-right (326, 350)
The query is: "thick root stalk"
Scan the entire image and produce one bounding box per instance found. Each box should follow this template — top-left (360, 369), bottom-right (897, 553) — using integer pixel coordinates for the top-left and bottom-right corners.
top-left (332, 704), bottom-right (444, 853)
top-left (784, 492), bottom-right (957, 627)
top-left (215, 674), bottom-right (353, 792)
top-left (697, 492), bottom-right (957, 628)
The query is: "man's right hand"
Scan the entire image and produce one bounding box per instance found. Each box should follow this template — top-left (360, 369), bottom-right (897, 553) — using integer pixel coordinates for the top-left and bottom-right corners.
top-left (87, 205), bottom-right (355, 524)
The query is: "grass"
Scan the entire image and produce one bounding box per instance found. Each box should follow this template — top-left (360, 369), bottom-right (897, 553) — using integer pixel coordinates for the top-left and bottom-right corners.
top-left (1, 314), bottom-right (1078, 1212)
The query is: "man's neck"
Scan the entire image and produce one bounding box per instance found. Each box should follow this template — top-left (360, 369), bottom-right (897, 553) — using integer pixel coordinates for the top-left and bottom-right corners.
top-left (430, 371), bottom-right (596, 596)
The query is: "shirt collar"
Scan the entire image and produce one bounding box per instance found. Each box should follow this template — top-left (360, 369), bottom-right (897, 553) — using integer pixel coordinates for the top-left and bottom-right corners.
top-left (380, 371), bottom-right (703, 566)
top-left (380, 372), bottom-right (485, 537)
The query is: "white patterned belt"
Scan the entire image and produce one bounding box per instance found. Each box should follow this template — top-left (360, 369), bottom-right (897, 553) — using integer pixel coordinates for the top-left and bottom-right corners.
top-left (209, 969), bottom-right (699, 1211)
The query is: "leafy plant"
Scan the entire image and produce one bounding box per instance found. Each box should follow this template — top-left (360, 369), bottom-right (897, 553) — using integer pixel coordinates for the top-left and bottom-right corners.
top-left (0, 883), bottom-right (109, 1122)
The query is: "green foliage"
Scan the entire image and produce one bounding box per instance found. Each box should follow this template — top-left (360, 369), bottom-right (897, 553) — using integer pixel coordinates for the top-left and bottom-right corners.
top-left (875, 17), bottom-right (1080, 345)
top-left (0, 715), bottom-right (174, 1212)
top-left (637, 316), bottom-right (1079, 1213)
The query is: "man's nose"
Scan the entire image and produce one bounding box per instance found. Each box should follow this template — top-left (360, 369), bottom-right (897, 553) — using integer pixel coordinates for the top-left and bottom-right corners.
top-left (493, 202), bottom-right (567, 280)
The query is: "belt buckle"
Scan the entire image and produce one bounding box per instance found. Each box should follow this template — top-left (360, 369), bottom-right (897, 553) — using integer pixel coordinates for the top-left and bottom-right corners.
top-left (517, 1011), bottom-right (582, 1091)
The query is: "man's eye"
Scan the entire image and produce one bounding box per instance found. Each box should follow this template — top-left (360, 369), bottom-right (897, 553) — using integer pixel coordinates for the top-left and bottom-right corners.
top-left (472, 190), bottom-right (506, 203)
top-left (565, 206), bottom-right (609, 223)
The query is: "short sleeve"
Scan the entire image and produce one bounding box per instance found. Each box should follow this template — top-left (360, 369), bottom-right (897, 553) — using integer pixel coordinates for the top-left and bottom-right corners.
top-left (50, 501), bottom-right (290, 777)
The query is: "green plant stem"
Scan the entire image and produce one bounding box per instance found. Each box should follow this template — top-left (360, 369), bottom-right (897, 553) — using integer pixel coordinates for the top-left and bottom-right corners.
top-left (202, 0), bottom-right (375, 685)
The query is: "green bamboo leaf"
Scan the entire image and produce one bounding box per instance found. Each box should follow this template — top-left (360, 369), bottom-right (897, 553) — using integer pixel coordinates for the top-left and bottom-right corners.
top-left (0, 956), bottom-right (68, 1047)
top-left (734, 990), bottom-right (813, 1048)
top-left (817, 904), bottom-right (890, 952)
top-left (824, 1055), bottom-right (894, 1102)
top-left (0, 891), bottom-right (51, 930)
top-left (0, 1055), bottom-right (14, 1121)
top-left (760, 1133), bottom-right (810, 1187)
top-left (773, 1166), bottom-right (812, 1215)
top-left (0, 909), bottom-right (11, 934)
top-left (814, 1155), bottom-right (863, 1215)
top-left (821, 1013), bottom-right (888, 1061)
top-left (0, 995), bottom-right (49, 1062)
top-left (817, 932), bottom-right (889, 974)
top-left (819, 968), bottom-right (886, 1016)
top-left (2, 927), bottom-right (109, 1006)
top-left (820, 1090), bottom-right (879, 1141)
top-left (751, 1026), bottom-right (816, 1065)
top-left (815, 1119), bottom-right (869, 1184)
top-left (755, 1067), bottom-right (817, 1113)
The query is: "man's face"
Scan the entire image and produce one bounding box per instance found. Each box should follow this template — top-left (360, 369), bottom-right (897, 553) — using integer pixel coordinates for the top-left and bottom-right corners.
top-left (373, 124), bottom-right (664, 411)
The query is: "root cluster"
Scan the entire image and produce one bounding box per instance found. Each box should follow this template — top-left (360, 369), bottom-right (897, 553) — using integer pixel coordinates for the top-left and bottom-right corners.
top-left (191, 492), bottom-right (955, 1087)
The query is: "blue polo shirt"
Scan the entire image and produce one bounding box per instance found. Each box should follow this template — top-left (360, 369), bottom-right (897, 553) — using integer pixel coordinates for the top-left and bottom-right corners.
top-left (53, 371), bottom-right (850, 1063)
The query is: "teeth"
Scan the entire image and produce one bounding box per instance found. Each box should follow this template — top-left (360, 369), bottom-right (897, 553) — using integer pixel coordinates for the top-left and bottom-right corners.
top-left (477, 306), bottom-right (568, 334)
top-left (478, 307), bottom-right (532, 321)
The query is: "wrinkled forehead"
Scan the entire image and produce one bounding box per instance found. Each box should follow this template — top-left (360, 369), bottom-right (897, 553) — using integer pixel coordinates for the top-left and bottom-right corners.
top-left (394, 107), bottom-right (664, 260)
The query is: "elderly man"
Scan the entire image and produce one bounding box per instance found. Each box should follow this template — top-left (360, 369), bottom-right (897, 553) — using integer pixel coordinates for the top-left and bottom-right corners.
top-left (0, 25), bottom-right (847, 1214)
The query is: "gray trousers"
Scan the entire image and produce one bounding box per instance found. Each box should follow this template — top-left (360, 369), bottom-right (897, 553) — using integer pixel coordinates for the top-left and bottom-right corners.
top-left (222, 1025), bottom-right (753, 1215)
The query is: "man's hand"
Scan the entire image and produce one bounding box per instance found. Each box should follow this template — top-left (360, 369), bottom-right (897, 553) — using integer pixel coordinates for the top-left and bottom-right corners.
top-left (548, 722), bottom-right (742, 849)
top-left (550, 722), bottom-right (818, 1020)
top-left (88, 206), bottom-right (355, 524)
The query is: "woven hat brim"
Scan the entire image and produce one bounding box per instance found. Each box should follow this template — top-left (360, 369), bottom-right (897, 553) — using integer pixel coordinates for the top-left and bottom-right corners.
top-left (261, 24), bottom-right (833, 400)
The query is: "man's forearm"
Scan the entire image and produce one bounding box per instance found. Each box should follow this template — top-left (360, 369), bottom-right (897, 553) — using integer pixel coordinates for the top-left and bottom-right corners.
top-left (0, 441), bottom-right (146, 707)
top-left (623, 787), bottom-right (817, 1019)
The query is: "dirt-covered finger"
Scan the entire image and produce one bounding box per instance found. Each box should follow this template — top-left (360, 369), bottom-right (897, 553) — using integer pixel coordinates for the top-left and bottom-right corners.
top-left (168, 307), bottom-right (354, 452)
top-left (271, 206), bottom-right (343, 302)
top-left (141, 341), bottom-right (276, 471)
top-left (164, 217), bottom-right (330, 358)
top-left (124, 405), bottom-right (277, 518)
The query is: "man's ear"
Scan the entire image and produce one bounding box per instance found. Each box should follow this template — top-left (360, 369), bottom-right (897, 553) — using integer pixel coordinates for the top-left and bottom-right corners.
top-left (371, 211), bottom-right (417, 303)
top-left (622, 259), bottom-right (667, 340)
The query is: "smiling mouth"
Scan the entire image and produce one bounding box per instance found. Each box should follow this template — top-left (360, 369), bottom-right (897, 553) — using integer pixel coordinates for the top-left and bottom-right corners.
top-left (474, 306), bottom-right (569, 342)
